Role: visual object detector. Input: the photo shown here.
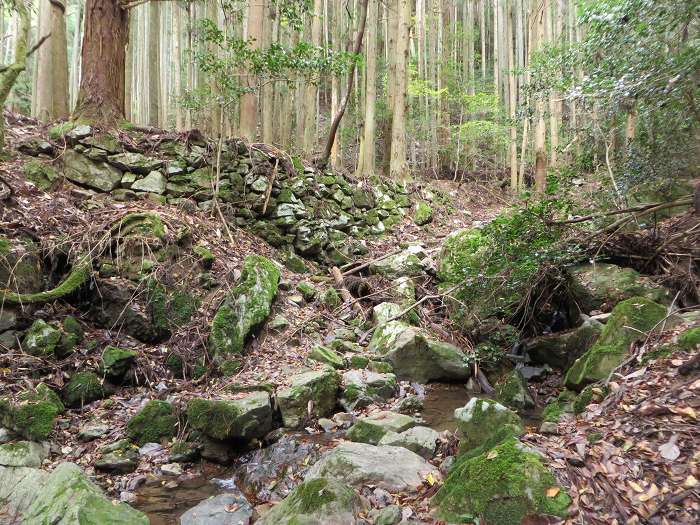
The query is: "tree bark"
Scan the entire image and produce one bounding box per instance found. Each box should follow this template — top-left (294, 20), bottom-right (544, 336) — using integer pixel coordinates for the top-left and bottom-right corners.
top-left (147, 1), bottom-right (161, 127)
top-left (389, 0), bottom-right (411, 180)
top-left (533, 0), bottom-right (547, 192)
top-left (34, 0), bottom-right (69, 121)
top-left (357, 0), bottom-right (377, 177)
top-left (0, 0), bottom-right (29, 153)
top-left (73, 0), bottom-right (128, 124)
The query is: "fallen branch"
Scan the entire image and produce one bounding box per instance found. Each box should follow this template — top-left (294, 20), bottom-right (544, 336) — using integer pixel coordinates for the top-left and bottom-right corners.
top-left (552, 196), bottom-right (692, 225)
top-left (341, 248), bottom-right (401, 276)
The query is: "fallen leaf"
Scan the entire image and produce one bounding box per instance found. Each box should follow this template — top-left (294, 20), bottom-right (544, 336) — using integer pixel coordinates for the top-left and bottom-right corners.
top-left (638, 483), bottom-right (659, 502)
top-left (683, 475), bottom-right (698, 488)
top-left (629, 481), bottom-right (645, 493)
top-left (545, 487), bottom-right (560, 498)
top-left (486, 449), bottom-right (499, 460)
top-left (425, 472), bottom-right (436, 486)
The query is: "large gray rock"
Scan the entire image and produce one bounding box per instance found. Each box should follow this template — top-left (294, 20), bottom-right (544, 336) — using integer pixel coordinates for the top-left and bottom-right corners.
top-left (107, 152), bottom-right (164, 174)
top-left (0, 441), bottom-right (49, 468)
top-left (378, 426), bottom-right (439, 459)
top-left (346, 411), bottom-right (417, 445)
top-left (180, 492), bottom-right (253, 525)
top-left (305, 441), bottom-right (439, 493)
top-left (131, 171), bottom-right (166, 194)
top-left (524, 318), bottom-right (603, 369)
top-left (0, 462), bottom-right (148, 524)
top-left (63, 149), bottom-right (122, 192)
top-left (256, 478), bottom-right (365, 525)
top-left (340, 370), bottom-right (397, 411)
top-left (370, 323), bottom-right (470, 383)
top-left (187, 391), bottom-right (273, 441)
top-left (277, 368), bottom-right (340, 428)
top-left (495, 369), bottom-right (535, 412)
top-left (369, 244), bottom-right (432, 278)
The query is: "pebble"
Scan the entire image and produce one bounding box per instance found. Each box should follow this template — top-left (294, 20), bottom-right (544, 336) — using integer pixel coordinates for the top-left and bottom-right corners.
top-left (161, 463), bottom-right (183, 476)
top-left (139, 443), bottom-right (163, 457)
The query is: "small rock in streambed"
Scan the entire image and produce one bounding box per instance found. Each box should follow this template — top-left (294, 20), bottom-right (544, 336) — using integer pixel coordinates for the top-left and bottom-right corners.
top-left (318, 418), bottom-right (337, 432)
top-left (539, 421), bottom-right (559, 435)
top-left (180, 492), bottom-right (253, 525)
top-left (138, 442), bottom-right (164, 457)
top-left (95, 448), bottom-right (139, 473)
top-left (160, 462), bottom-right (183, 476)
top-left (78, 423), bottom-right (110, 441)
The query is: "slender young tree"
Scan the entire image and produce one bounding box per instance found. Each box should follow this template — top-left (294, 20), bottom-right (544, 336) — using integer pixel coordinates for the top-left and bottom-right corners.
top-left (533, 0), bottom-right (548, 192)
top-left (0, 0), bottom-right (29, 153)
top-left (356, 0), bottom-right (377, 177)
top-left (147, 1), bottom-right (161, 127)
top-left (239, 0), bottom-right (264, 141)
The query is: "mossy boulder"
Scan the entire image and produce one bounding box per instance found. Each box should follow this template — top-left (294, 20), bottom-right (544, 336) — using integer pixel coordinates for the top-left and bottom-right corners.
top-left (525, 318), bottom-right (603, 369)
top-left (378, 426), bottom-right (440, 459)
top-left (0, 398), bottom-right (59, 441)
top-left (340, 370), bottom-right (397, 411)
top-left (0, 441), bottom-right (49, 467)
top-left (101, 346), bottom-right (138, 382)
top-left (542, 390), bottom-right (577, 423)
top-left (564, 297), bottom-right (667, 390)
top-left (209, 255), bottom-right (280, 357)
top-left (346, 411), bottom-right (417, 445)
top-left (297, 281), bottom-right (317, 302)
top-left (23, 160), bottom-right (59, 190)
top-left (256, 477), bottom-right (365, 525)
top-left (305, 441), bottom-right (440, 493)
top-left (432, 437), bottom-right (571, 524)
top-left (126, 400), bottom-right (177, 445)
top-left (571, 263), bottom-right (672, 312)
top-left (187, 391), bottom-right (273, 441)
top-left (62, 372), bottom-right (105, 407)
top-left (0, 461), bottom-right (148, 524)
top-left (371, 322), bottom-right (470, 383)
top-left (193, 244), bottom-right (215, 270)
top-left (322, 287), bottom-right (342, 308)
top-left (454, 397), bottom-right (523, 454)
top-left (413, 201), bottom-right (433, 225)
top-left (63, 149), bottom-right (122, 192)
top-left (22, 320), bottom-right (62, 357)
top-left (277, 368), bottom-right (341, 428)
top-left (19, 383), bottom-right (65, 413)
top-left (495, 369), bottom-right (535, 412)
top-left (679, 326), bottom-right (700, 349)
top-left (309, 345), bottom-right (346, 369)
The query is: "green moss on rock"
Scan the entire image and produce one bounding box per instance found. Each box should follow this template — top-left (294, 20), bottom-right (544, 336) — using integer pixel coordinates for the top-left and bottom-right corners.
top-left (101, 346), bottom-right (138, 381)
top-left (413, 201), bottom-right (433, 226)
top-left (432, 437), bottom-right (571, 524)
top-left (23, 160), bottom-right (59, 190)
top-left (187, 392), bottom-right (272, 441)
top-left (1, 256), bottom-right (91, 305)
top-left (322, 287), bottom-right (342, 308)
top-left (126, 400), bottom-right (177, 445)
top-left (209, 255), bottom-right (280, 357)
top-left (22, 319), bottom-right (61, 357)
top-left (679, 326), bottom-right (700, 349)
top-left (564, 297), bottom-right (667, 390)
top-left (62, 372), bottom-right (105, 407)
top-left (277, 368), bottom-right (341, 428)
top-left (0, 399), bottom-right (58, 441)
top-left (454, 397), bottom-right (523, 455)
top-left (309, 345), bottom-right (346, 369)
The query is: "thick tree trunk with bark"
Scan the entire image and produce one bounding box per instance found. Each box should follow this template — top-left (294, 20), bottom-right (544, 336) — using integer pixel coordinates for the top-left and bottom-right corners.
top-left (34, 0), bottom-right (69, 121)
top-left (73, 0), bottom-right (128, 124)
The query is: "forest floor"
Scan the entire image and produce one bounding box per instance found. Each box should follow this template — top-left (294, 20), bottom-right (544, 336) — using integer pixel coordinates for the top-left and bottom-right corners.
top-left (1, 117), bottom-right (698, 524)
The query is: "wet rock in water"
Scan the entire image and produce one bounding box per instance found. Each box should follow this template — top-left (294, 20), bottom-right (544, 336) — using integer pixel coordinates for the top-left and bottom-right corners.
top-left (95, 440), bottom-right (139, 473)
top-left (256, 477), bottom-right (364, 525)
top-left (370, 322), bottom-right (470, 383)
top-left (101, 346), bottom-right (138, 382)
top-left (180, 492), bottom-right (254, 525)
top-left (339, 370), bottom-right (397, 411)
top-left (346, 411), bottom-right (417, 445)
top-left (378, 426), bottom-right (439, 459)
top-left (0, 441), bottom-right (49, 467)
top-left (200, 437), bottom-right (237, 464)
top-left (209, 255), bottom-right (280, 358)
top-left (564, 297), bottom-right (668, 391)
top-left (305, 442), bottom-right (439, 493)
top-left (276, 368), bottom-right (341, 428)
top-left (309, 345), bottom-right (346, 369)
top-left (432, 437), bottom-right (571, 525)
top-left (235, 434), bottom-right (323, 503)
top-left (524, 317), bottom-right (603, 370)
top-left (126, 400), bottom-right (178, 445)
top-left (393, 394), bottom-right (424, 415)
top-left (369, 244), bottom-right (432, 278)
top-left (495, 369), bottom-right (535, 412)
top-left (0, 461), bottom-right (148, 524)
top-left (63, 149), bottom-right (122, 192)
top-left (454, 398), bottom-right (523, 454)
top-left (570, 263), bottom-right (672, 312)
top-left (187, 391), bottom-right (274, 442)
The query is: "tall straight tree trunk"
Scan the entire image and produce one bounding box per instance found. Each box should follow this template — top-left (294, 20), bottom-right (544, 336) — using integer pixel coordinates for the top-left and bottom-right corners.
top-left (533, 0), bottom-right (547, 192)
top-left (389, 0), bottom-right (411, 180)
top-left (301, 0), bottom-right (322, 155)
top-left (34, 0), bottom-right (69, 120)
top-left (357, 0), bottom-right (377, 177)
top-left (480, 0), bottom-right (486, 83)
top-left (329, 1), bottom-right (341, 166)
top-left (239, 0), bottom-right (264, 141)
top-left (383, 0), bottom-right (399, 170)
top-left (507, 0), bottom-right (518, 188)
top-left (73, 0), bottom-right (129, 124)
top-left (261, 1), bottom-right (274, 144)
top-left (147, 1), bottom-right (161, 127)
top-left (69, 0), bottom-right (84, 111)
top-left (466, 0), bottom-right (475, 96)
top-left (492, 0), bottom-right (499, 94)
top-left (0, 0), bottom-right (29, 153)
top-left (173, 3), bottom-right (184, 129)
top-left (547, 0), bottom-right (559, 167)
